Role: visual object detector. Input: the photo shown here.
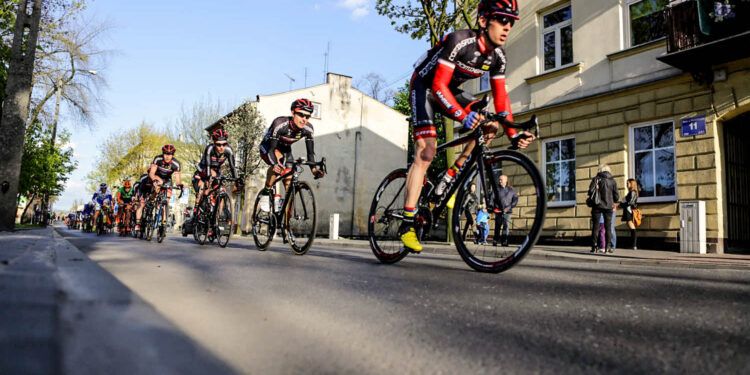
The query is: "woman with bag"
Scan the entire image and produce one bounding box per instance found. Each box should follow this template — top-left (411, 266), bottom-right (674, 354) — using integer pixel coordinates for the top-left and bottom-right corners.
top-left (621, 179), bottom-right (640, 250)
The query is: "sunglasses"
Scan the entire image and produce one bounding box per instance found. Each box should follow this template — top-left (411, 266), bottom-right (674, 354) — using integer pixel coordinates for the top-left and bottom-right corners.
top-left (164, 152), bottom-right (174, 156)
top-left (215, 143), bottom-right (227, 147)
top-left (491, 15), bottom-right (515, 27)
top-left (294, 112), bottom-right (311, 119)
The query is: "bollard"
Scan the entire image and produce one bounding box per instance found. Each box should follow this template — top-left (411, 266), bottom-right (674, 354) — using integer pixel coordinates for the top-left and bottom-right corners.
top-left (329, 213), bottom-right (339, 240)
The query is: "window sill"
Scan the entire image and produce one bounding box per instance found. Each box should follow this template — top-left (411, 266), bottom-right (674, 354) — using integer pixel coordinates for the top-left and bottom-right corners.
top-left (547, 201), bottom-right (576, 208)
top-left (606, 37), bottom-right (666, 61)
top-left (525, 62), bottom-right (583, 85)
top-left (635, 196), bottom-right (677, 204)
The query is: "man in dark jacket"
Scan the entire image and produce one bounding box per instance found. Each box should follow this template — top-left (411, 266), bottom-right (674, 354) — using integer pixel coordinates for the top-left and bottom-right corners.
top-left (589, 165), bottom-right (619, 253)
top-left (492, 174), bottom-right (518, 247)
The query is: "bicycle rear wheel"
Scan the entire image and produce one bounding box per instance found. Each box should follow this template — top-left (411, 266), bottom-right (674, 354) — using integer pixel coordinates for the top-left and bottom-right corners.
top-left (286, 182), bottom-right (316, 255)
top-left (216, 194), bottom-right (232, 248)
top-left (252, 190), bottom-right (275, 250)
top-left (157, 203), bottom-right (168, 243)
top-left (452, 150), bottom-right (546, 273)
top-left (367, 169), bottom-right (411, 264)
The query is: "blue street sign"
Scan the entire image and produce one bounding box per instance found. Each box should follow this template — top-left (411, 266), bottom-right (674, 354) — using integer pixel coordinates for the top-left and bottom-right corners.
top-left (681, 116), bottom-right (706, 137)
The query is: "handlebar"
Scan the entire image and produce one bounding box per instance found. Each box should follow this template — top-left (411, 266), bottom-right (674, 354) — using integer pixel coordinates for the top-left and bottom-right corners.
top-left (458, 112), bottom-right (539, 150)
top-left (159, 184), bottom-right (184, 199)
top-left (284, 157), bottom-right (327, 179)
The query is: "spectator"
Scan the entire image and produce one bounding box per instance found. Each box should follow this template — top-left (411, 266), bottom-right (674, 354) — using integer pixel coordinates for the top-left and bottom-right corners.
top-left (461, 183), bottom-right (478, 240)
top-left (475, 204), bottom-right (490, 245)
top-left (492, 174), bottom-right (518, 247)
top-left (621, 178), bottom-right (639, 250)
top-left (589, 165), bottom-right (619, 253)
top-left (611, 201), bottom-right (617, 250)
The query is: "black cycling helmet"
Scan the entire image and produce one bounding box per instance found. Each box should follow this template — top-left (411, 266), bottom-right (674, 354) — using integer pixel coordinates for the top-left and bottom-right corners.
top-left (211, 129), bottom-right (228, 142)
top-left (478, 0), bottom-right (520, 20)
top-left (291, 98), bottom-right (314, 113)
top-left (100, 183), bottom-right (107, 189)
top-left (162, 144), bottom-right (176, 154)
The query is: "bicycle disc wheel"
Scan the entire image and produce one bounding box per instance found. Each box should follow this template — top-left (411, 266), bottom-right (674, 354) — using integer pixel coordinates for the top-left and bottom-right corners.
top-left (452, 150), bottom-right (546, 273)
top-left (367, 168), bottom-right (411, 264)
top-left (252, 190), bottom-right (275, 250)
top-left (216, 195), bottom-right (232, 248)
top-left (286, 182), bottom-right (317, 255)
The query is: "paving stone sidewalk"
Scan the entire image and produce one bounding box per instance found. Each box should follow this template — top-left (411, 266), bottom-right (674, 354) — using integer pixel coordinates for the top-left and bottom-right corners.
top-left (0, 227), bottom-right (237, 375)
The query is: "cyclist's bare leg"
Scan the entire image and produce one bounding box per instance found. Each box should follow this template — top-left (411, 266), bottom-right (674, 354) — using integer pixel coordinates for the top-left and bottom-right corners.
top-left (404, 137), bottom-right (437, 209)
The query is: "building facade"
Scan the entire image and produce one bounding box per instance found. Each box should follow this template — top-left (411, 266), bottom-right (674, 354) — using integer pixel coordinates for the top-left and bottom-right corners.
top-left (456, 0), bottom-right (749, 252)
top-left (211, 73), bottom-right (408, 237)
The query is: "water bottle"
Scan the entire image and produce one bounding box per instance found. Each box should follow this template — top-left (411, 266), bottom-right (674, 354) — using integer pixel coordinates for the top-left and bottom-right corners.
top-left (273, 194), bottom-right (282, 212)
top-left (434, 171), bottom-right (454, 197)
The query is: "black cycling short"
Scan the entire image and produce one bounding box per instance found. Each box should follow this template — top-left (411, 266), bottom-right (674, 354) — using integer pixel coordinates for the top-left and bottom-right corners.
top-left (409, 72), bottom-right (479, 140)
top-left (259, 142), bottom-right (292, 167)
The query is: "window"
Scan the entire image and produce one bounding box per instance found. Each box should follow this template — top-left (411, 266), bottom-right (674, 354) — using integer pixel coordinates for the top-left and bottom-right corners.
top-left (543, 137), bottom-right (576, 205)
top-left (311, 102), bottom-right (322, 119)
top-left (541, 5), bottom-right (573, 72)
top-left (479, 72), bottom-right (490, 92)
top-left (627, 0), bottom-right (668, 46)
top-left (630, 120), bottom-right (676, 202)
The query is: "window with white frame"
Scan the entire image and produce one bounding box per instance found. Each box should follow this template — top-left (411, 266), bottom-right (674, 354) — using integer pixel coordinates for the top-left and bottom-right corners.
top-left (541, 4), bottom-right (573, 72)
top-left (479, 72), bottom-right (490, 92)
top-left (627, 0), bottom-right (668, 46)
top-left (543, 137), bottom-right (576, 205)
top-left (311, 102), bottom-right (322, 119)
top-left (630, 120), bottom-right (676, 202)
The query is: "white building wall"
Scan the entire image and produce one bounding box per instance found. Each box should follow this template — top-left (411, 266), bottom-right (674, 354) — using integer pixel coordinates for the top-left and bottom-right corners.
top-left (250, 73), bottom-right (408, 236)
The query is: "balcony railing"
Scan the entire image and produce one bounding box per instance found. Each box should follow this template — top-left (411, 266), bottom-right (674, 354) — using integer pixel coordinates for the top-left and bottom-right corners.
top-left (664, 0), bottom-right (750, 54)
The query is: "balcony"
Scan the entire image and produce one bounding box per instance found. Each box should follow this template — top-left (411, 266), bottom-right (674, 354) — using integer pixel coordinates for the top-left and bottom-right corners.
top-left (658, 0), bottom-right (750, 72)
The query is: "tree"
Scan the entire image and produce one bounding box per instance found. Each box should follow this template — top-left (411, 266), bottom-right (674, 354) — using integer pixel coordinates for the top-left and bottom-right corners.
top-left (168, 96), bottom-right (225, 175)
top-left (86, 122), bottom-right (169, 190)
top-left (391, 80), bottom-right (447, 179)
top-left (354, 72), bottom-right (392, 103)
top-left (17, 120), bottom-right (76, 222)
top-left (219, 101), bottom-right (265, 181)
top-left (375, 0), bottom-right (479, 47)
top-left (0, 0), bottom-right (44, 231)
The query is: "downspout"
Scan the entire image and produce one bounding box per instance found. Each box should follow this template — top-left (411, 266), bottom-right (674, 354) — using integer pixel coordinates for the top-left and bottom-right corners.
top-left (351, 91), bottom-right (364, 237)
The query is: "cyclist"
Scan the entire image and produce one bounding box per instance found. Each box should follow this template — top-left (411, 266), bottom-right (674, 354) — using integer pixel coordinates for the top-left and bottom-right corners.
top-left (399, 0), bottom-right (535, 252)
top-left (259, 98), bottom-right (325, 195)
top-left (116, 180), bottom-right (135, 234)
top-left (91, 183), bottom-right (114, 232)
top-left (135, 145), bottom-right (182, 231)
top-left (192, 129), bottom-right (242, 215)
top-left (82, 202), bottom-right (94, 231)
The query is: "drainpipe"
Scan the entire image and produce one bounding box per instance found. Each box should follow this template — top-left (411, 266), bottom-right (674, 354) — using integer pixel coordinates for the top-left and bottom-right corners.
top-left (351, 92), bottom-right (364, 237)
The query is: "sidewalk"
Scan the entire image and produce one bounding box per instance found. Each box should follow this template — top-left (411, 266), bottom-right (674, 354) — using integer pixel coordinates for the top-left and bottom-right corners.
top-left (313, 237), bottom-right (750, 271)
top-left (0, 227), bottom-right (237, 375)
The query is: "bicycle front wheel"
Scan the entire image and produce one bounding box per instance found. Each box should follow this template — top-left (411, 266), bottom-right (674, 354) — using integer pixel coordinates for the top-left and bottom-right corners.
top-left (157, 204), bottom-right (168, 243)
top-left (216, 194), bottom-right (232, 248)
top-left (252, 190), bottom-right (275, 251)
top-left (367, 168), bottom-right (411, 264)
top-left (285, 182), bottom-right (317, 255)
top-left (452, 150), bottom-right (547, 273)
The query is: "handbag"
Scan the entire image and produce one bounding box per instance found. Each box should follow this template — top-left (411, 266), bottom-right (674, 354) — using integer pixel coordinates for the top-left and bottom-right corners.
top-left (632, 208), bottom-right (642, 227)
top-left (586, 178), bottom-right (601, 208)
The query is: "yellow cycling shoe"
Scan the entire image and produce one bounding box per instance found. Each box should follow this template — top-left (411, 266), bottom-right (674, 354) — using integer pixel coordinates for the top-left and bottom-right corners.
top-left (445, 193), bottom-right (457, 209)
top-left (400, 228), bottom-right (423, 252)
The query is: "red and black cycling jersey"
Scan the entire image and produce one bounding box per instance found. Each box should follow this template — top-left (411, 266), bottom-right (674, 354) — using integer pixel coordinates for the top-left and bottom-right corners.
top-left (412, 28), bottom-right (516, 136)
top-left (150, 155), bottom-right (181, 180)
top-left (196, 144), bottom-right (238, 179)
top-left (259, 116), bottom-right (316, 165)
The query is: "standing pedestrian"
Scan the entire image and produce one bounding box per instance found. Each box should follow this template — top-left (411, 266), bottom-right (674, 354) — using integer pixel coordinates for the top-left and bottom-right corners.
top-left (611, 201), bottom-right (617, 249)
top-left (588, 165), bottom-right (619, 253)
top-left (492, 174), bottom-right (518, 247)
top-left (475, 204), bottom-right (490, 245)
top-left (621, 178), bottom-right (639, 249)
top-left (461, 183), bottom-right (478, 240)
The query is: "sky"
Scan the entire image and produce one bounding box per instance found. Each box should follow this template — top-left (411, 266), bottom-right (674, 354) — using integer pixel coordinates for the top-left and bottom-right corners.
top-left (55, 0), bottom-right (426, 211)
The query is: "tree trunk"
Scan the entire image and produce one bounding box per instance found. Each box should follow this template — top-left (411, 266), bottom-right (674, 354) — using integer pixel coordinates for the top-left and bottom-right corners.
top-left (20, 193), bottom-right (36, 224)
top-left (0, 0), bottom-right (44, 231)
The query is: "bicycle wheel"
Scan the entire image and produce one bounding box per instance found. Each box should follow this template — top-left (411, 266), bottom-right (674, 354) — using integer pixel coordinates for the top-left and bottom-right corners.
top-left (286, 182), bottom-right (317, 255)
top-left (452, 150), bottom-right (546, 273)
top-left (216, 194), bottom-right (232, 248)
top-left (157, 202), bottom-right (168, 243)
top-left (252, 190), bottom-right (276, 250)
top-left (96, 214), bottom-right (103, 236)
top-left (367, 168), bottom-right (411, 264)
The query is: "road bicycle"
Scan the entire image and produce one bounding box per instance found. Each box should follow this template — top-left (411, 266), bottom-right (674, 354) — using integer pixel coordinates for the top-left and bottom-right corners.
top-left (251, 157), bottom-right (326, 255)
top-left (117, 203), bottom-right (135, 237)
top-left (367, 113), bottom-right (546, 273)
top-left (193, 175), bottom-right (239, 247)
top-left (149, 184), bottom-right (183, 243)
top-left (95, 204), bottom-right (114, 236)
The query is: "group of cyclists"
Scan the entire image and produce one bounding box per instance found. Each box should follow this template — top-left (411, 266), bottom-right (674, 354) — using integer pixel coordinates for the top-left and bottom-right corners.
top-left (66, 0), bottom-right (536, 261)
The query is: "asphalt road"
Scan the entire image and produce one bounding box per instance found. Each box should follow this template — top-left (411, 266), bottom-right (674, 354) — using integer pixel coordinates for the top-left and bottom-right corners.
top-left (58, 227), bottom-right (750, 375)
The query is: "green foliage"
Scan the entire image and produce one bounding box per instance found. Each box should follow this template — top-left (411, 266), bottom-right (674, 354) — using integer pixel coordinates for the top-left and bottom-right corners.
top-left (392, 80), bottom-right (447, 180)
top-left (375, 0), bottom-right (479, 46)
top-left (19, 121), bottom-right (78, 201)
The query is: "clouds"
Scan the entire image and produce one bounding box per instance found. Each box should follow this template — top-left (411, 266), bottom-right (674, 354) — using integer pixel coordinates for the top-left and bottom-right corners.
top-left (337, 0), bottom-right (369, 19)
